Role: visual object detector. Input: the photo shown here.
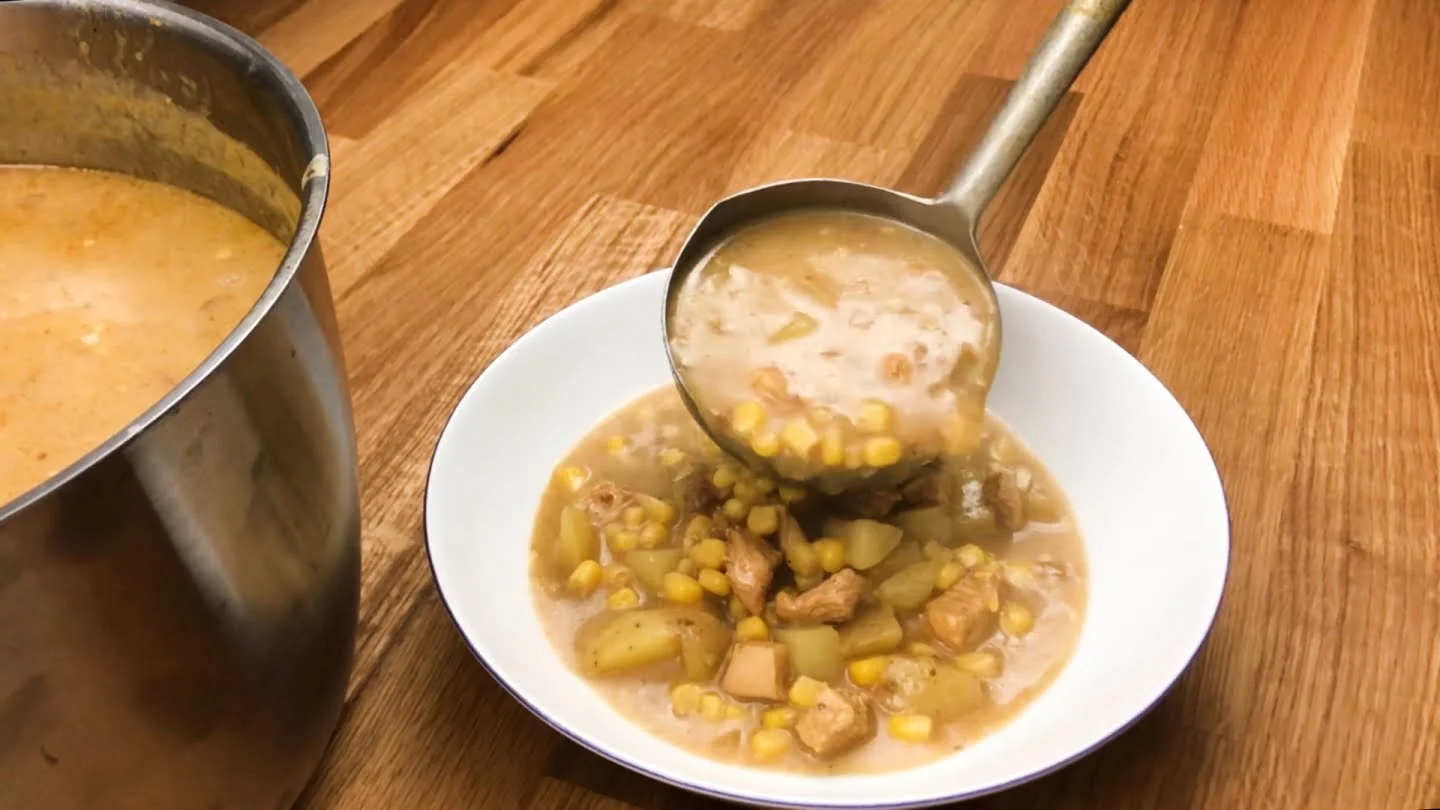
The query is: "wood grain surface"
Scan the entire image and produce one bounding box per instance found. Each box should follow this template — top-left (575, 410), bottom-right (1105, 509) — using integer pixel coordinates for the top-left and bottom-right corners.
top-left (186, 0), bottom-right (1440, 807)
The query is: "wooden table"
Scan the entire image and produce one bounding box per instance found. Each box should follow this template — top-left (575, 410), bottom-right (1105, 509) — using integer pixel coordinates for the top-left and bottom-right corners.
top-left (190, 0), bottom-right (1440, 807)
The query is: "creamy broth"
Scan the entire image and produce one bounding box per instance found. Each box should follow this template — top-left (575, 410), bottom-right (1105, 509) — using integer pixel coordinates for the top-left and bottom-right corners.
top-left (0, 166), bottom-right (283, 504)
top-left (668, 210), bottom-right (999, 487)
top-left (530, 386), bottom-right (1085, 773)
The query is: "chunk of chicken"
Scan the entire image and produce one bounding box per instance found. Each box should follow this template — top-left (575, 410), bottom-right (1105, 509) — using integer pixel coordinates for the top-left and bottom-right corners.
top-left (829, 488), bottom-right (904, 520)
top-left (983, 467), bottom-right (1025, 531)
top-left (775, 569), bottom-right (865, 624)
top-left (900, 466), bottom-right (949, 508)
top-left (581, 481), bottom-right (638, 525)
top-left (924, 572), bottom-right (1000, 652)
top-left (719, 641), bottom-right (790, 702)
top-left (684, 472), bottom-right (725, 516)
top-left (726, 528), bottom-right (781, 615)
top-left (794, 686), bottom-right (876, 759)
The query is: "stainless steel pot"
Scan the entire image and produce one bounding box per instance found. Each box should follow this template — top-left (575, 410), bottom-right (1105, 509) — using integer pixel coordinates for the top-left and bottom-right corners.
top-left (0, 3), bottom-right (360, 809)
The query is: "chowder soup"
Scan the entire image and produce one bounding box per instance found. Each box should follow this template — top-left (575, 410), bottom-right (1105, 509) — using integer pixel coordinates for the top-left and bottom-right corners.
top-left (0, 165), bottom-right (284, 504)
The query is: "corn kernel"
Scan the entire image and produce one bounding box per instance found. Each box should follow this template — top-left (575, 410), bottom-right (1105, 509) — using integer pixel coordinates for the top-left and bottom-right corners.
top-left (778, 484), bottom-right (806, 504)
top-left (847, 656), bottom-right (889, 688)
top-left (726, 704), bottom-right (747, 721)
top-left (663, 572), bottom-right (704, 604)
top-left (748, 728), bottom-right (792, 762)
top-left (752, 432), bottom-right (781, 458)
top-left (606, 435), bottom-right (628, 455)
top-left (602, 564), bottom-right (633, 590)
top-left (957, 544), bottom-right (987, 568)
top-left (1000, 601), bottom-right (1035, 637)
top-left (699, 692), bottom-right (727, 721)
top-left (640, 495), bottom-right (676, 525)
top-left (689, 537), bottom-right (728, 570)
top-left (603, 522), bottom-right (625, 540)
top-left (761, 707), bottom-right (797, 730)
top-left (788, 676), bottom-right (825, 708)
top-left (622, 506), bottom-right (647, 528)
top-left (722, 498), bottom-right (748, 520)
top-left (670, 683), bottom-right (703, 716)
top-left (820, 425), bottom-right (846, 466)
top-left (936, 561), bottom-right (964, 590)
top-left (754, 476), bottom-right (777, 494)
top-left (606, 587), bottom-right (639, 610)
top-left (712, 464), bottom-right (740, 491)
top-left (567, 560), bottom-right (602, 596)
top-left (814, 538), bottom-right (845, 573)
top-left (555, 465), bottom-right (589, 493)
top-left (888, 714), bottom-right (933, 743)
top-left (659, 447), bottom-right (688, 467)
top-left (747, 505), bottom-right (781, 535)
top-left (685, 514), bottom-right (714, 540)
top-left (863, 436), bottom-right (903, 467)
top-left (638, 521), bottom-right (669, 548)
top-left (698, 568), bottom-right (731, 596)
top-left (736, 616), bottom-right (769, 641)
top-left (906, 642), bottom-right (938, 657)
top-left (676, 558), bottom-right (698, 576)
top-left (844, 444), bottom-right (866, 469)
top-left (608, 530), bottom-right (638, 553)
top-left (786, 542), bottom-right (820, 577)
top-left (732, 479), bottom-right (760, 503)
top-left (856, 400), bottom-right (896, 434)
top-left (731, 401), bottom-right (766, 437)
top-left (769, 311), bottom-right (818, 344)
top-left (729, 596), bottom-right (750, 620)
top-left (780, 417), bottom-right (819, 457)
top-left (954, 651), bottom-right (1003, 678)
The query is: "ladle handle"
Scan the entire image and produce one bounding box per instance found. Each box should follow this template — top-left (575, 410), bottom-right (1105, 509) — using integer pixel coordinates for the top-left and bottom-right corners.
top-left (939, 0), bottom-right (1131, 221)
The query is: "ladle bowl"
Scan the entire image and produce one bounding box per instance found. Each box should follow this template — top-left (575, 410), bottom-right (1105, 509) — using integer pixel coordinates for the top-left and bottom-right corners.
top-left (663, 0), bottom-right (1132, 485)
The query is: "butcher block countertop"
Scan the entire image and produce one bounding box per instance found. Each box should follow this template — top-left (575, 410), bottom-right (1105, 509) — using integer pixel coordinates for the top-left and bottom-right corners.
top-left (190, 0), bottom-right (1440, 807)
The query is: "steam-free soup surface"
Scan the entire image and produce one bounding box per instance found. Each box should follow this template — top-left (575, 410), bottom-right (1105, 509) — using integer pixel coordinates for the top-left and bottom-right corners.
top-left (0, 166), bottom-right (283, 504)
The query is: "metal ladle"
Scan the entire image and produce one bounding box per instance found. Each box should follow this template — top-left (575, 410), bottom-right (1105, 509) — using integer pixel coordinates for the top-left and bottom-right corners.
top-left (663, 0), bottom-right (1132, 484)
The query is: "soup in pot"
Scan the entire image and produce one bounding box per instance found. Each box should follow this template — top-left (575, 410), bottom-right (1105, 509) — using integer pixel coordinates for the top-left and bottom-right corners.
top-left (0, 165), bottom-right (284, 505)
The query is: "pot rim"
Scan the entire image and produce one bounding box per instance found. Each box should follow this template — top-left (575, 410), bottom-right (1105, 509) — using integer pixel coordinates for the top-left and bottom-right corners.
top-left (0, 0), bottom-right (331, 523)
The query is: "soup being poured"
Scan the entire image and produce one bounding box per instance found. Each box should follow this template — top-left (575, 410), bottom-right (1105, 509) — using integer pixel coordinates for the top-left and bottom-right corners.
top-left (667, 210), bottom-right (999, 489)
top-left (0, 165), bottom-right (284, 505)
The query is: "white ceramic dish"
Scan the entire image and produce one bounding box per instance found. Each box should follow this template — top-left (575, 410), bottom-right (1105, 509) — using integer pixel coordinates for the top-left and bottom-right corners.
top-left (425, 269), bottom-right (1229, 809)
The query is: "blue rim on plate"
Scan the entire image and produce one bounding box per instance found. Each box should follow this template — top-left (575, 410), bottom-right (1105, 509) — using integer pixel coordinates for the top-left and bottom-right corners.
top-left (422, 271), bottom-right (1231, 809)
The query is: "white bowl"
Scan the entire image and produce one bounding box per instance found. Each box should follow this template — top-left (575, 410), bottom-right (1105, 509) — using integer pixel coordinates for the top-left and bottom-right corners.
top-left (425, 270), bottom-right (1229, 808)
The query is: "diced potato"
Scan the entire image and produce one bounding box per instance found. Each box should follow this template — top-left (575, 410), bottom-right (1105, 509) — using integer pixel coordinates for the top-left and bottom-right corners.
top-left (769, 311), bottom-right (819, 344)
top-left (557, 505), bottom-right (599, 572)
top-left (787, 675), bottom-right (826, 708)
top-left (838, 603), bottom-right (904, 658)
top-left (832, 519), bottom-right (904, 571)
top-left (954, 505), bottom-right (999, 539)
top-left (894, 506), bottom-right (954, 547)
top-left (877, 657), bottom-right (986, 721)
top-left (875, 559), bottom-right (944, 612)
top-left (576, 608), bottom-right (682, 675)
top-left (1025, 485), bottom-right (1064, 523)
top-left (864, 539), bottom-right (925, 583)
top-left (773, 625), bottom-right (844, 682)
top-left (679, 611), bottom-right (734, 681)
top-left (624, 549), bottom-right (686, 594)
